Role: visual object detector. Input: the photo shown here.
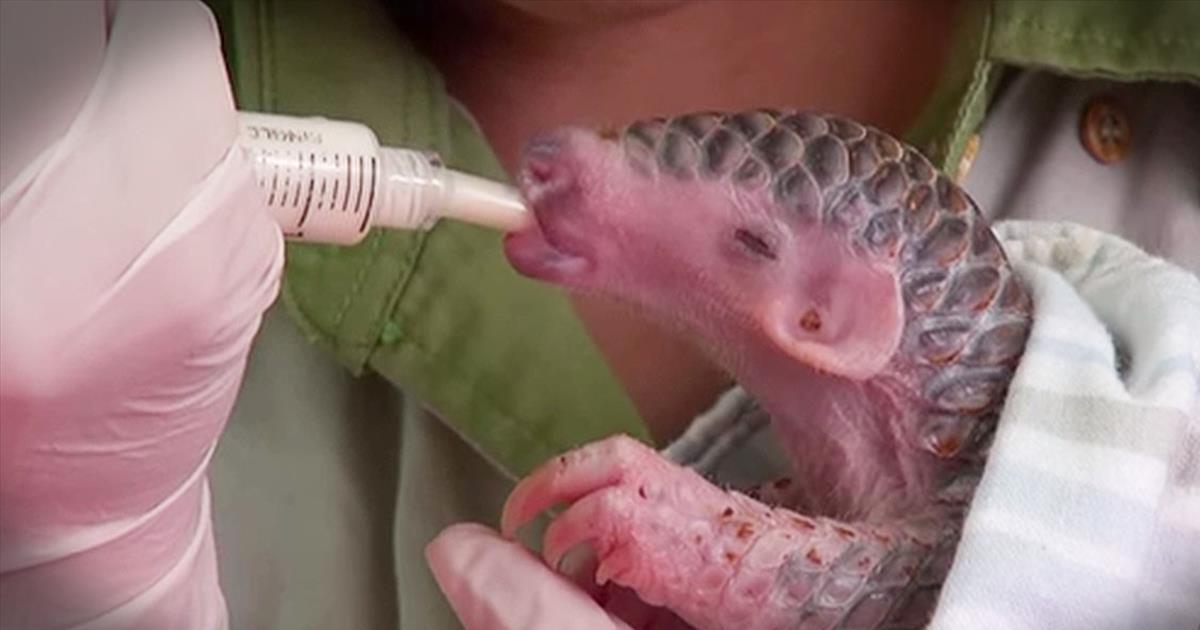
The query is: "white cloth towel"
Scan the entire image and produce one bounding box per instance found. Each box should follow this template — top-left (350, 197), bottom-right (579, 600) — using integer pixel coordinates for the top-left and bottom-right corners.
top-left (667, 220), bottom-right (1200, 629)
top-left (931, 221), bottom-right (1200, 630)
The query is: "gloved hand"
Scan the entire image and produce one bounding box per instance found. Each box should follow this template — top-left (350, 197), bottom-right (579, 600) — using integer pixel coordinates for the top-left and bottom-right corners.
top-left (428, 523), bottom-right (698, 630)
top-left (427, 524), bottom-right (644, 630)
top-left (0, 2), bottom-right (281, 628)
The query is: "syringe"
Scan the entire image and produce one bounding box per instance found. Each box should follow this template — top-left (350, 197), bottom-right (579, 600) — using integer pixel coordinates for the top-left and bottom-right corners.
top-left (237, 112), bottom-right (528, 245)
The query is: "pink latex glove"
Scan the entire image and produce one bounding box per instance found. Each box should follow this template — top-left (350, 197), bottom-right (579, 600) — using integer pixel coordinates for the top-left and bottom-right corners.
top-left (427, 524), bottom-right (639, 630)
top-left (0, 1), bottom-right (281, 628)
top-left (428, 524), bottom-right (697, 630)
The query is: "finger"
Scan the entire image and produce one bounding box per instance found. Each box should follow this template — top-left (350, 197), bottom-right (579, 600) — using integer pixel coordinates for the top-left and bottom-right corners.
top-left (425, 523), bottom-right (634, 630)
top-left (601, 585), bottom-right (696, 630)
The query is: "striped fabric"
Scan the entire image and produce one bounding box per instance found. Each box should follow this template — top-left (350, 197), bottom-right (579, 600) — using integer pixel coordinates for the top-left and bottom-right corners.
top-left (931, 221), bottom-right (1200, 630)
top-left (666, 220), bottom-right (1200, 628)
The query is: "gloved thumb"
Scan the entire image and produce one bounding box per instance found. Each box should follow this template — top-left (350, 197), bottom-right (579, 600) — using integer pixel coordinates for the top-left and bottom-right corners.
top-left (426, 523), bottom-right (633, 630)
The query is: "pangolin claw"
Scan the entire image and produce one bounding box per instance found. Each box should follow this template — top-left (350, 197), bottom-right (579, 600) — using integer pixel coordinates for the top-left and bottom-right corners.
top-left (504, 434), bottom-right (946, 630)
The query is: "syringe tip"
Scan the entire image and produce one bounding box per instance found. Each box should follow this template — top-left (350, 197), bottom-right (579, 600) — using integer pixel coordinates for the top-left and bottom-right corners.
top-left (439, 170), bottom-right (531, 233)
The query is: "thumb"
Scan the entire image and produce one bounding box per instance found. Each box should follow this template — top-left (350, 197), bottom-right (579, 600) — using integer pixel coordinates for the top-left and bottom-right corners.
top-left (426, 523), bottom-right (633, 630)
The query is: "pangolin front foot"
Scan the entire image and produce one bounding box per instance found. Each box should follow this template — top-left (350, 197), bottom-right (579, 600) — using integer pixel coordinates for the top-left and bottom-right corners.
top-left (502, 435), bottom-right (952, 630)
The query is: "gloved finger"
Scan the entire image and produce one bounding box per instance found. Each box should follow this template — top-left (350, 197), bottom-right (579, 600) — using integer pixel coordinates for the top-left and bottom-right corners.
top-left (425, 523), bottom-right (634, 630)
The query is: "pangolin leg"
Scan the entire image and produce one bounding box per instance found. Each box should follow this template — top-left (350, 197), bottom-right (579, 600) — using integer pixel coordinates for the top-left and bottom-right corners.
top-left (502, 435), bottom-right (954, 630)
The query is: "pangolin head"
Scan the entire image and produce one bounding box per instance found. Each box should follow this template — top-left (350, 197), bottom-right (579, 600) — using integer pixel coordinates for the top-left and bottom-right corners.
top-left (505, 109), bottom-right (1032, 464)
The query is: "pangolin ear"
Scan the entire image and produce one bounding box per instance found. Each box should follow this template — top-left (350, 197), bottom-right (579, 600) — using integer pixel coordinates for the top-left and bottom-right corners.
top-left (760, 258), bottom-right (904, 380)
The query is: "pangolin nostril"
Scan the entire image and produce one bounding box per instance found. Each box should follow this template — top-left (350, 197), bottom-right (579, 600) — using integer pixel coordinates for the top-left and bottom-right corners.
top-left (526, 157), bottom-right (557, 185)
top-left (522, 137), bottom-right (565, 184)
top-left (520, 134), bottom-right (577, 203)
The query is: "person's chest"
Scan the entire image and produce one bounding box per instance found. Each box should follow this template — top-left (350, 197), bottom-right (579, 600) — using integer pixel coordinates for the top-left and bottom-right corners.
top-left (962, 71), bottom-right (1200, 272)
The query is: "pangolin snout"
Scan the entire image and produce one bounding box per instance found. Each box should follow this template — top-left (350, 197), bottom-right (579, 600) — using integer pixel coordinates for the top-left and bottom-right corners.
top-left (504, 131), bottom-right (597, 282)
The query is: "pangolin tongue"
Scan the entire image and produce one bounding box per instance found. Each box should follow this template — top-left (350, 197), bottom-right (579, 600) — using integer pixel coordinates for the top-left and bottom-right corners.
top-left (503, 226), bottom-right (589, 281)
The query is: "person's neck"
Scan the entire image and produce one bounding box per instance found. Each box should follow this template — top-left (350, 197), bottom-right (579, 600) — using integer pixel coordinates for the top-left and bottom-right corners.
top-left (407, 0), bottom-right (961, 443)
top-left (417, 0), bottom-right (961, 172)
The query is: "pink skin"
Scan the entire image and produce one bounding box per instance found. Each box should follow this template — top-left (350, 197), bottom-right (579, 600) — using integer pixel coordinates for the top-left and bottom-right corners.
top-left (497, 117), bottom-right (1019, 629)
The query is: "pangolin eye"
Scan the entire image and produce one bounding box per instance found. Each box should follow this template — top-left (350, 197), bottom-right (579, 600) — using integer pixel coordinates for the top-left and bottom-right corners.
top-left (734, 228), bottom-right (777, 260)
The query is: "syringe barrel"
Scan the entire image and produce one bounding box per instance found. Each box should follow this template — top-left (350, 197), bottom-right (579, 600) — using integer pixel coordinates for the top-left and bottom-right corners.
top-left (237, 112), bottom-right (442, 245)
top-left (238, 112), bottom-right (528, 244)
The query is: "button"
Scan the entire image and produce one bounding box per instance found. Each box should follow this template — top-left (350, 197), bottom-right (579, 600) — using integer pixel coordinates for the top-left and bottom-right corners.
top-left (1080, 95), bottom-right (1131, 164)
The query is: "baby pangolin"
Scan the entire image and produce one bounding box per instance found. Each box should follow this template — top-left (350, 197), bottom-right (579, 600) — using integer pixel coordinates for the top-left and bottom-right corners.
top-left (500, 109), bottom-right (1033, 629)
